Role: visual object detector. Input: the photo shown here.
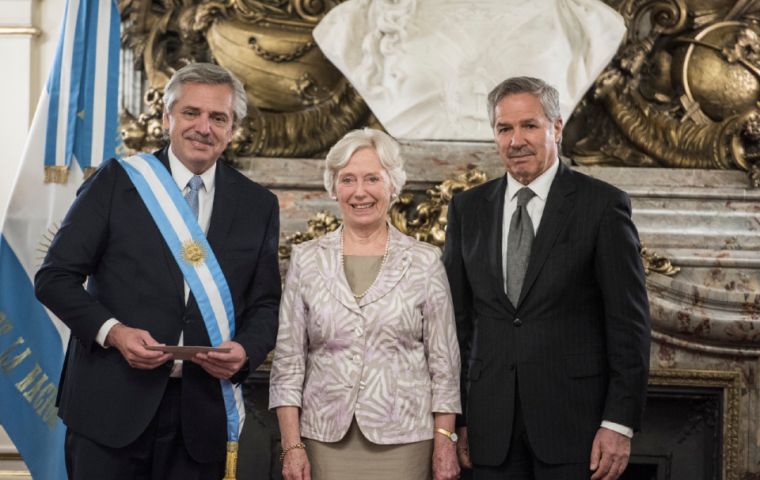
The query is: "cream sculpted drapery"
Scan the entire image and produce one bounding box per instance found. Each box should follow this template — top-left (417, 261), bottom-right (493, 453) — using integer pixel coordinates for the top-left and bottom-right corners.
top-left (314, 0), bottom-right (626, 140)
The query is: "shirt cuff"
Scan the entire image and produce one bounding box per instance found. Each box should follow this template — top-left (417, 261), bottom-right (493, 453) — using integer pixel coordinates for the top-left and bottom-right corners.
top-left (601, 421), bottom-right (633, 438)
top-left (95, 318), bottom-right (120, 348)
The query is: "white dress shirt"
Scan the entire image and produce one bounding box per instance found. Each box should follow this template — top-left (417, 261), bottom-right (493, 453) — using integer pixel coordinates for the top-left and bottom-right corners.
top-left (500, 158), bottom-right (633, 439)
top-left (95, 148), bottom-right (217, 379)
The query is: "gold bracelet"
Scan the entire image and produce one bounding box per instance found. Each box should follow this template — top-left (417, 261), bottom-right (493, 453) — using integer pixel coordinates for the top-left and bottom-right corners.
top-left (279, 442), bottom-right (306, 463)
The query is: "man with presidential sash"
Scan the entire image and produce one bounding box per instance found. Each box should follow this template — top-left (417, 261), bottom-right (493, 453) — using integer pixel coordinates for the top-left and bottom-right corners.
top-left (35, 63), bottom-right (281, 479)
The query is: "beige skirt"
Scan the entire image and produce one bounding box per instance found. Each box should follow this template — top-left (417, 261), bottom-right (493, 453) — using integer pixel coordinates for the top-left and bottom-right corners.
top-left (304, 419), bottom-right (433, 480)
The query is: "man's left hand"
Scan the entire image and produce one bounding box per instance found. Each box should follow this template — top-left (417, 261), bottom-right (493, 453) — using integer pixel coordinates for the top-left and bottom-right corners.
top-left (192, 340), bottom-right (247, 379)
top-left (590, 427), bottom-right (630, 480)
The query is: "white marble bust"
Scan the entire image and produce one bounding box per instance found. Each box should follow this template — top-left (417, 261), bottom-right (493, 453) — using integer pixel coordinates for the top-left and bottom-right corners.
top-left (314, 0), bottom-right (626, 140)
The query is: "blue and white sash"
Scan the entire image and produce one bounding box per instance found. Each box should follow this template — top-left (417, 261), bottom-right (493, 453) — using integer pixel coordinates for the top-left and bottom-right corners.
top-left (118, 152), bottom-right (244, 447)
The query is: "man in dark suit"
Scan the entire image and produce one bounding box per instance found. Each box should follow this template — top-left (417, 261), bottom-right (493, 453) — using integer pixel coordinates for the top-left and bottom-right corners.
top-left (35, 63), bottom-right (281, 479)
top-left (443, 77), bottom-right (650, 480)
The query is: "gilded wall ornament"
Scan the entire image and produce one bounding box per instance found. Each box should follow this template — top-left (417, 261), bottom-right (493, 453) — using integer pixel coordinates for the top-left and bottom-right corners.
top-left (641, 247), bottom-right (681, 276)
top-left (565, 0), bottom-right (760, 186)
top-left (119, 0), bottom-right (372, 158)
top-left (120, 88), bottom-right (166, 154)
top-left (278, 211), bottom-right (340, 260)
top-left (389, 169), bottom-right (488, 247)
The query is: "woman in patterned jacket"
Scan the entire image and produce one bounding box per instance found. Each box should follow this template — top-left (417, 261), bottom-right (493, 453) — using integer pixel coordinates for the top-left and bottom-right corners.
top-left (269, 128), bottom-right (461, 480)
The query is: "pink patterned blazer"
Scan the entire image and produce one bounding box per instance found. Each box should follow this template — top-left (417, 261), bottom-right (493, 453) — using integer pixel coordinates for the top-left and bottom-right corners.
top-left (269, 225), bottom-right (461, 444)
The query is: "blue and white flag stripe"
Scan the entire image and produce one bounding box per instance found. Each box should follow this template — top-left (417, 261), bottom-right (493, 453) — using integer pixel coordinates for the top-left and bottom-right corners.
top-left (45, 0), bottom-right (120, 171)
top-left (0, 1), bottom-right (121, 478)
top-left (77, 0), bottom-right (120, 171)
top-left (46, 0), bottom-right (79, 169)
top-left (118, 153), bottom-right (244, 440)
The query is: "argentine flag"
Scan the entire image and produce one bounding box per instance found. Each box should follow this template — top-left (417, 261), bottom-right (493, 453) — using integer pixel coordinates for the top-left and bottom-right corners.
top-left (0, 0), bottom-right (121, 478)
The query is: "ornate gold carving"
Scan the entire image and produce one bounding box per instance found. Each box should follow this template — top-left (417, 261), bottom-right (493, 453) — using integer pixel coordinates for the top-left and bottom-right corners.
top-left (291, 73), bottom-right (331, 106)
top-left (278, 211), bottom-right (340, 260)
top-left (227, 0), bottom-right (336, 26)
top-left (566, 0), bottom-right (760, 186)
top-left (641, 247), bottom-right (681, 276)
top-left (390, 169), bottom-right (488, 247)
top-left (120, 88), bottom-right (166, 153)
top-left (648, 368), bottom-right (741, 480)
top-left (119, 0), bottom-right (371, 158)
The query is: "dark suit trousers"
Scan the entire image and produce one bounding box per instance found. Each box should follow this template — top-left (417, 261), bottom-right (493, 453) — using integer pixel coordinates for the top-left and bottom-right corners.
top-left (472, 378), bottom-right (591, 480)
top-left (65, 379), bottom-right (224, 480)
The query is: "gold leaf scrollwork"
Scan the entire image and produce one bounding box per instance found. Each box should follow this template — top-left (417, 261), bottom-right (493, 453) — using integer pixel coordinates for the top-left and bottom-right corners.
top-left (744, 109), bottom-right (760, 187)
top-left (565, 0), bottom-right (760, 187)
top-left (649, 0), bottom-right (689, 35)
top-left (390, 169), bottom-right (488, 247)
top-left (293, 0), bottom-right (331, 24)
top-left (229, 0), bottom-right (335, 26)
top-left (278, 211), bottom-right (341, 260)
top-left (120, 88), bottom-right (166, 154)
top-left (291, 73), bottom-right (331, 106)
top-left (641, 247), bottom-right (681, 276)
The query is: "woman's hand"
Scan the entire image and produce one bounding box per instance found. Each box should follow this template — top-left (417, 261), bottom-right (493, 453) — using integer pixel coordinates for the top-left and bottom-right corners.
top-left (433, 436), bottom-right (460, 480)
top-left (282, 447), bottom-right (311, 480)
top-left (277, 407), bottom-right (310, 480)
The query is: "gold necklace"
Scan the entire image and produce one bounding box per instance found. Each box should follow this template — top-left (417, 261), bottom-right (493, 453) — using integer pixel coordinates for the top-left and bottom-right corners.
top-left (340, 227), bottom-right (390, 299)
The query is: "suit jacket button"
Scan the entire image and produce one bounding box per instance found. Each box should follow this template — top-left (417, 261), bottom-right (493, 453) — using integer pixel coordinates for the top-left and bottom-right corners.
top-left (513, 318), bottom-right (522, 327)
top-left (182, 315), bottom-right (191, 324)
top-left (509, 364), bottom-right (516, 371)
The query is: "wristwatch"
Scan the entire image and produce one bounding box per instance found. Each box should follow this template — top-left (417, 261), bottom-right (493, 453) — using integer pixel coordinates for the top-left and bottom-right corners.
top-left (434, 427), bottom-right (459, 443)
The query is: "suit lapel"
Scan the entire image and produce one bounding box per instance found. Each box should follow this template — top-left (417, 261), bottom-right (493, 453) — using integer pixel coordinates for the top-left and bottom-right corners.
top-left (317, 229), bottom-right (363, 315)
top-left (358, 226), bottom-right (412, 308)
top-left (206, 161), bottom-right (238, 254)
top-left (518, 162), bottom-right (577, 305)
top-left (478, 176), bottom-right (514, 312)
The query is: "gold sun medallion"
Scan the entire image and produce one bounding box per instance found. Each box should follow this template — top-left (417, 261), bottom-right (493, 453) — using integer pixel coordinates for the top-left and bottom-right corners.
top-left (181, 240), bottom-right (206, 266)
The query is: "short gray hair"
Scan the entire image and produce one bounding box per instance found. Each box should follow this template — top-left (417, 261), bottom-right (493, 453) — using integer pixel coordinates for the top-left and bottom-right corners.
top-left (164, 63), bottom-right (248, 126)
top-left (487, 77), bottom-right (560, 126)
top-left (323, 128), bottom-right (407, 198)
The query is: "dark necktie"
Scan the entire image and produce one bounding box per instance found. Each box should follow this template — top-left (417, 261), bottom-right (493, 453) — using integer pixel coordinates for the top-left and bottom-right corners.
top-left (184, 175), bottom-right (203, 219)
top-left (506, 187), bottom-right (536, 306)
